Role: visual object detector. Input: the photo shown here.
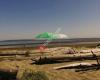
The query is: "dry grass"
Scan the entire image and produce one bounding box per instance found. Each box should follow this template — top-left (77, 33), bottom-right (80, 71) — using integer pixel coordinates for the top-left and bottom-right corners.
top-left (0, 60), bottom-right (100, 80)
top-left (0, 47), bottom-right (100, 80)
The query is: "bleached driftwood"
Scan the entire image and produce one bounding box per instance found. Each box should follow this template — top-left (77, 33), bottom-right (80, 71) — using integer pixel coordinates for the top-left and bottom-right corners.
top-left (53, 62), bottom-right (92, 70)
top-left (80, 48), bottom-right (100, 53)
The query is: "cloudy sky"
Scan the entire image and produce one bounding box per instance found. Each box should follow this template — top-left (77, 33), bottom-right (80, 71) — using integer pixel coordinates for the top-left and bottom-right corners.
top-left (0, 0), bottom-right (100, 40)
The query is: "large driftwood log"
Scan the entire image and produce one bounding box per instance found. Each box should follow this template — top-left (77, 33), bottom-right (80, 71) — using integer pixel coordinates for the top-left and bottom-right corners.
top-left (0, 66), bottom-right (19, 80)
top-left (32, 52), bottom-right (100, 64)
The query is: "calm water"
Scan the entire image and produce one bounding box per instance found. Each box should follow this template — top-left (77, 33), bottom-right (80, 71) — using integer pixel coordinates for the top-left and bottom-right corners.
top-left (0, 38), bottom-right (100, 46)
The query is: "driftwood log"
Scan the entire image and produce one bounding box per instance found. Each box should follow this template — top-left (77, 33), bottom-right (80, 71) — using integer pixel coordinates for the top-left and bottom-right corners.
top-left (0, 66), bottom-right (19, 80)
top-left (53, 62), bottom-right (100, 71)
top-left (53, 62), bottom-right (92, 70)
top-left (0, 53), bottom-right (26, 56)
top-left (32, 52), bottom-right (100, 64)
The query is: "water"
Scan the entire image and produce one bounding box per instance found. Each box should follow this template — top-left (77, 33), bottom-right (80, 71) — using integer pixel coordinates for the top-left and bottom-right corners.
top-left (0, 38), bottom-right (100, 46)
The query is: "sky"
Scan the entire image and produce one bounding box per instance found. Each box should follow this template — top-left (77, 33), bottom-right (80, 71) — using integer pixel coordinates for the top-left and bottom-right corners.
top-left (0, 0), bottom-right (100, 40)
